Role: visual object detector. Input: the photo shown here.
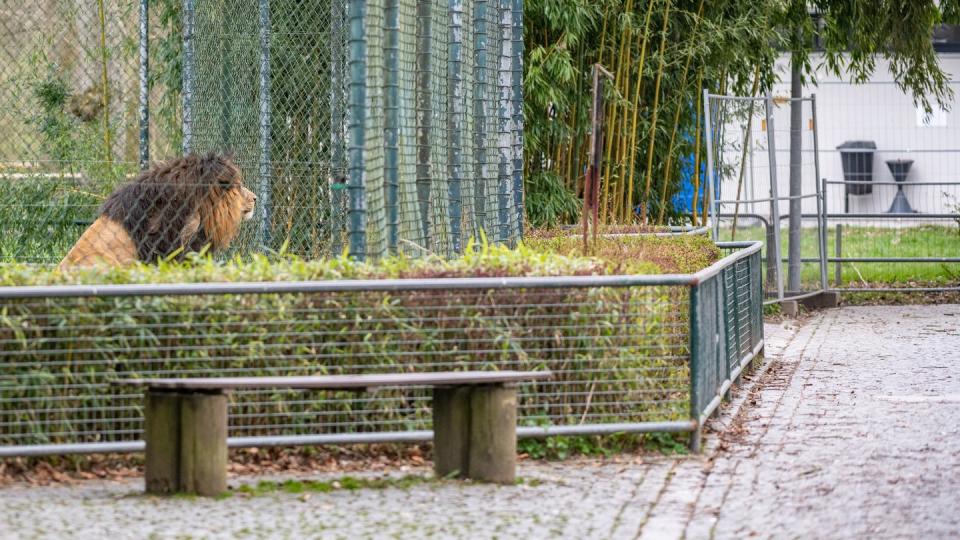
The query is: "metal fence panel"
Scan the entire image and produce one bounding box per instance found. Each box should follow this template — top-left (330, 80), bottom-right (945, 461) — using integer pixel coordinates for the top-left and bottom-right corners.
top-left (706, 93), bottom-right (829, 302)
top-left (0, 242), bottom-right (765, 456)
top-left (690, 243), bottom-right (764, 449)
top-left (0, 282), bottom-right (691, 450)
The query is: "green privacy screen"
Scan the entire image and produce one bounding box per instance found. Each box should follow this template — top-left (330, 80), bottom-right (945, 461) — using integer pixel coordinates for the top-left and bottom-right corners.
top-left (185, 0), bottom-right (524, 260)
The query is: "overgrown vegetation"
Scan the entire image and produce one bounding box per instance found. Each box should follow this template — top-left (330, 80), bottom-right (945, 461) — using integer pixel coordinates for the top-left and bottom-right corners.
top-left (0, 237), bottom-right (718, 447)
top-left (518, 431), bottom-right (688, 460)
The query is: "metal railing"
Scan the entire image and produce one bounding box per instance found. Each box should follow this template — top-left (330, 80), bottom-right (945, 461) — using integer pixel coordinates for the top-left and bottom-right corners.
top-left (822, 178), bottom-right (960, 291)
top-left (0, 241), bottom-right (763, 457)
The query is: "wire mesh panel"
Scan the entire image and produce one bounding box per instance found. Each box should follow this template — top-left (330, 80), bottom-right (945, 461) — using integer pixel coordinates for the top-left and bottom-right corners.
top-left (774, 65), bottom-right (960, 292)
top-left (342, 0), bottom-right (524, 260)
top-left (0, 282), bottom-right (689, 449)
top-left (0, 0), bottom-right (178, 265)
top-left (0, 0), bottom-right (523, 266)
top-left (690, 243), bottom-right (763, 433)
top-left (809, 77), bottom-right (960, 290)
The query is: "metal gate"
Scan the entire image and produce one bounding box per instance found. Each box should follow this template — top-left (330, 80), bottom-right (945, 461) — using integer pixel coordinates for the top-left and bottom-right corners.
top-left (703, 91), bottom-right (829, 305)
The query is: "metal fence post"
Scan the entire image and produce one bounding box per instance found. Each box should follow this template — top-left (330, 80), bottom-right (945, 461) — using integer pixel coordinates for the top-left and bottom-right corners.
top-left (415, 0), bottom-right (433, 245)
top-left (181, 0), bottom-right (195, 154)
top-left (495, 0), bottom-right (514, 243)
top-left (764, 221), bottom-right (777, 291)
top-left (811, 95), bottom-right (828, 291)
top-left (835, 224), bottom-right (843, 286)
top-left (688, 282), bottom-right (702, 453)
top-left (764, 92), bottom-right (785, 301)
top-left (702, 90), bottom-right (717, 239)
top-left (472, 0), bottom-right (489, 238)
top-left (348, 0), bottom-right (368, 260)
top-left (330, 0), bottom-right (348, 256)
top-left (138, 0), bottom-right (149, 170)
top-left (385, 0), bottom-right (400, 253)
top-left (257, 0), bottom-right (273, 251)
top-left (448, 0), bottom-right (464, 254)
top-left (510, 0), bottom-right (524, 242)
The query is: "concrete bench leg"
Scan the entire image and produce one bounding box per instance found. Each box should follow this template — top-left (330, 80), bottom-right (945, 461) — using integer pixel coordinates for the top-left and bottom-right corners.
top-left (144, 390), bottom-right (228, 496)
top-left (432, 384), bottom-right (518, 484)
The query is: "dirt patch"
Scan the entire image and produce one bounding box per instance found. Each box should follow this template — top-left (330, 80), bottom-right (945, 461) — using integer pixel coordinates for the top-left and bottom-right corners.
top-left (0, 443), bottom-right (433, 488)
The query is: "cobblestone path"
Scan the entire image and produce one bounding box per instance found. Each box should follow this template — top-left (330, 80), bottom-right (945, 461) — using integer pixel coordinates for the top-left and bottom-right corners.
top-left (2, 306), bottom-right (957, 539)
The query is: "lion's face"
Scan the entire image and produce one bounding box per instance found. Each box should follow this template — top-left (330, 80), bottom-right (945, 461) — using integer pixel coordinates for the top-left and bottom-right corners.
top-left (205, 165), bottom-right (256, 249)
top-left (240, 186), bottom-right (256, 220)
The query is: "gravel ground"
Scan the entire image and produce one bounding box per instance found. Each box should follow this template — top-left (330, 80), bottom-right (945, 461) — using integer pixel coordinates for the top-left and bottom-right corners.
top-left (2, 306), bottom-right (958, 539)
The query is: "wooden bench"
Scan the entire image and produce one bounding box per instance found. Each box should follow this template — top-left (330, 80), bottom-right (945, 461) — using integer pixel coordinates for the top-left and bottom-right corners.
top-left (113, 370), bottom-right (552, 496)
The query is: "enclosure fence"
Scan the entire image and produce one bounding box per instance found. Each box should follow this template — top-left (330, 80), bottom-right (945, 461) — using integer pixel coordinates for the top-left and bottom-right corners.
top-left (0, 242), bottom-right (763, 457)
top-left (0, 0), bottom-right (523, 265)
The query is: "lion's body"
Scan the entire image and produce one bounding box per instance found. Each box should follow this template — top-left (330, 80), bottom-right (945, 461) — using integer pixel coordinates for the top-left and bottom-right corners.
top-left (59, 216), bottom-right (139, 267)
top-left (59, 153), bottom-right (256, 269)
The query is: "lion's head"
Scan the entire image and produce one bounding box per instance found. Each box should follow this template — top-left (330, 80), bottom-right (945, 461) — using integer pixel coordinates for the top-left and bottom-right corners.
top-left (99, 152), bottom-right (256, 262)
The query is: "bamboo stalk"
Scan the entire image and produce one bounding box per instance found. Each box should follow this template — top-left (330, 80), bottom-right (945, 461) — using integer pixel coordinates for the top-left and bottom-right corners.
top-left (565, 46), bottom-right (588, 191)
top-left (97, 0), bottom-right (113, 169)
top-left (691, 71), bottom-right (704, 225)
top-left (601, 0), bottom-right (635, 225)
top-left (622, 0), bottom-right (657, 224)
top-left (616, 29), bottom-right (644, 222)
top-left (638, 0), bottom-right (671, 225)
top-left (655, 0), bottom-right (704, 224)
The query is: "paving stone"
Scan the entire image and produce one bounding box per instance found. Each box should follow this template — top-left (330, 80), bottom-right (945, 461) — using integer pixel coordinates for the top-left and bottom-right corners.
top-left (1, 307), bottom-right (957, 539)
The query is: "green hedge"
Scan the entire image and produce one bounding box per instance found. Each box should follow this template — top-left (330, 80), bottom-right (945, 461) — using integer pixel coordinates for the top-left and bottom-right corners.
top-left (0, 238), bottom-right (710, 446)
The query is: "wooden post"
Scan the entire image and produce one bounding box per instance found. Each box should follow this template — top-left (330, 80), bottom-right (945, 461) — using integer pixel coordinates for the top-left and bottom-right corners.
top-left (432, 386), bottom-right (472, 479)
top-left (178, 392), bottom-right (228, 496)
top-left (467, 384), bottom-right (517, 484)
top-left (144, 390), bottom-right (182, 495)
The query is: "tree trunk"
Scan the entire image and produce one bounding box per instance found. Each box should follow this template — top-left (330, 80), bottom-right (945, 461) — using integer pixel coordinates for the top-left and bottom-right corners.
top-left (788, 54), bottom-right (803, 293)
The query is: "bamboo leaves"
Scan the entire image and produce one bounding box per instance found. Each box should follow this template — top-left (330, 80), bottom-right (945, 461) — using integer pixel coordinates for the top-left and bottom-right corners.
top-left (524, 0), bottom-right (781, 228)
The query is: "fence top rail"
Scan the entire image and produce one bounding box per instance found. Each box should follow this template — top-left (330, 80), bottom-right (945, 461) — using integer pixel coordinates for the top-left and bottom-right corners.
top-left (112, 370), bottom-right (554, 391)
top-left (825, 180), bottom-right (960, 186)
top-left (0, 242), bottom-right (762, 299)
top-left (693, 241), bottom-right (762, 284)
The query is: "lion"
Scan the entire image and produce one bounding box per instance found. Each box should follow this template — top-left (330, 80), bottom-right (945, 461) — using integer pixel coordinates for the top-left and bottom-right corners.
top-left (59, 152), bottom-right (256, 269)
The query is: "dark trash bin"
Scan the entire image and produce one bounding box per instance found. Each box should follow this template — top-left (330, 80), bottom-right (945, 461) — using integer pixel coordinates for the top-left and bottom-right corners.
top-left (836, 141), bottom-right (876, 195)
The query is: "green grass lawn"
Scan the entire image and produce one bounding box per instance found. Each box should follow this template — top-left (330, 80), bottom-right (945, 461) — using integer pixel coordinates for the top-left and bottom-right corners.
top-left (718, 223), bottom-right (960, 287)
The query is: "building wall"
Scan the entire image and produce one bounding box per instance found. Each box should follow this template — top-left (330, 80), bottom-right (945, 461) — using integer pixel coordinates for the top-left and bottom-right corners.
top-left (717, 53), bottom-right (960, 218)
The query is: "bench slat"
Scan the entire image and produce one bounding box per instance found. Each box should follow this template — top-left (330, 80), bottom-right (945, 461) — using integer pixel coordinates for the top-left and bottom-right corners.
top-left (112, 370), bottom-right (552, 391)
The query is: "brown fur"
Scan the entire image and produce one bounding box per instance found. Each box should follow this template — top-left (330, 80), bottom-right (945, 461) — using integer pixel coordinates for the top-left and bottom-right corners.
top-left (59, 153), bottom-right (256, 268)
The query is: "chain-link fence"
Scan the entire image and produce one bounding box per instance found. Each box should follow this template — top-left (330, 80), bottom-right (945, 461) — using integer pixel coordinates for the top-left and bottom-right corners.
top-left (0, 242), bottom-right (763, 456)
top-left (0, 0), bottom-right (523, 266)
